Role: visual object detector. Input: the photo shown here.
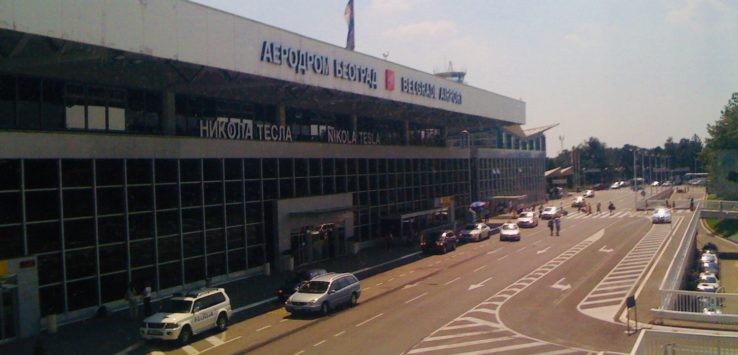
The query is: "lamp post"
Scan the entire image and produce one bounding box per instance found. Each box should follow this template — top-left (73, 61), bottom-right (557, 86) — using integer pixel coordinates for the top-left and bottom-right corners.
top-left (633, 148), bottom-right (638, 209)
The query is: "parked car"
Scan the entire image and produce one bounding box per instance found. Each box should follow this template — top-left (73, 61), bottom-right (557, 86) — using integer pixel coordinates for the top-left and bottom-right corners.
top-left (583, 190), bottom-right (595, 198)
top-left (698, 273), bottom-right (720, 286)
top-left (420, 230), bottom-right (458, 254)
top-left (516, 212), bottom-right (538, 228)
top-left (541, 206), bottom-right (561, 220)
top-left (651, 181), bottom-right (660, 186)
top-left (697, 282), bottom-right (720, 292)
top-left (651, 208), bottom-right (672, 224)
top-left (571, 196), bottom-right (586, 207)
top-left (276, 268), bottom-right (329, 303)
top-left (701, 262), bottom-right (720, 278)
top-left (610, 182), bottom-right (621, 189)
top-left (700, 252), bottom-right (719, 264)
top-left (284, 273), bottom-right (360, 315)
top-left (591, 183), bottom-right (607, 191)
top-left (459, 223), bottom-right (491, 242)
top-left (140, 288), bottom-right (232, 344)
top-left (499, 223), bottom-right (521, 241)
top-left (661, 181), bottom-right (672, 186)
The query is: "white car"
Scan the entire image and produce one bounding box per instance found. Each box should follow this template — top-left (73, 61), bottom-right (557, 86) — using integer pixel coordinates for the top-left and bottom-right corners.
top-left (697, 282), bottom-right (720, 292)
top-left (651, 208), bottom-right (672, 224)
top-left (610, 182), bottom-right (621, 189)
top-left (516, 211), bottom-right (539, 228)
top-left (541, 206), bottom-right (560, 220)
top-left (140, 288), bottom-right (232, 344)
top-left (499, 223), bottom-right (521, 241)
top-left (459, 223), bottom-right (491, 242)
top-left (583, 190), bottom-right (594, 198)
top-left (571, 196), bottom-right (586, 207)
top-left (700, 252), bottom-right (719, 264)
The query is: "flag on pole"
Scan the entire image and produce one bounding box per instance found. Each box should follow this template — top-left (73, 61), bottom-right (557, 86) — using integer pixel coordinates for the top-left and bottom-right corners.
top-left (344, 0), bottom-right (355, 50)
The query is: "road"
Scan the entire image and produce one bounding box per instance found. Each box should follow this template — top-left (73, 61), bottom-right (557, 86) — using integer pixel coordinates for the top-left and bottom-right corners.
top-left (138, 188), bottom-right (689, 355)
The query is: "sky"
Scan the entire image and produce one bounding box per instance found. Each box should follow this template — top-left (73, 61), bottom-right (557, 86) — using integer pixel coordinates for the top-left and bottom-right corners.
top-left (191, 0), bottom-right (738, 157)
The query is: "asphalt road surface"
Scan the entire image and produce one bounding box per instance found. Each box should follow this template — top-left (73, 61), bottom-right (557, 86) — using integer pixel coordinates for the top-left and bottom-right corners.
top-left (139, 188), bottom-right (685, 355)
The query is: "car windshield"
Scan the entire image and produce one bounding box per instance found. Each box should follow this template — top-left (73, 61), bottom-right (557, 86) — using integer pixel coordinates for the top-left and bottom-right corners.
top-left (543, 207), bottom-right (556, 212)
top-left (519, 212), bottom-right (533, 218)
top-left (464, 224), bottom-right (478, 230)
top-left (502, 224), bottom-right (517, 230)
top-left (702, 276), bottom-right (718, 283)
top-left (423, 232), bottom-right (443, 242)
top-left (298, 281), bottom-right (330, 294)
top-left (161, 299), bottom-right (193, 313)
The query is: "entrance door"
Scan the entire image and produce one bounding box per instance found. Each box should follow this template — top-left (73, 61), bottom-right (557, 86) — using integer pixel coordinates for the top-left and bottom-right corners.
top-left (0, 277), bottom-right (18, 343)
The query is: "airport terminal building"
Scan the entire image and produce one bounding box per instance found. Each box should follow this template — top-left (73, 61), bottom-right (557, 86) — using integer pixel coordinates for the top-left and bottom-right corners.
top-left (0, 0), bottom-right (546, 338)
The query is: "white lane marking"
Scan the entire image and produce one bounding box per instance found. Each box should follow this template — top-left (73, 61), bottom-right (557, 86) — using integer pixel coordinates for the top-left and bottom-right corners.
top-left (473, 265), bottom-right (487, 272)
top-left (405, 292), bottom-right (429, 304)
top-left (486, 249), bottom-right (499, 255)
top-left (409, 270), bottom-right (415, 274)
top-left (356, 313), bottom-right (384, 327)
top-left (388, 278), bottom-right (395, 282)
top-left (294, 351), bottom-right (305, 355)
top-left (313, 340), bottom-right (326, 347)
top-left (408, 336), bottom-right (519, 353)
top-left (182, 345), bottom-right (200, 355)
top-left (376, 282), bottom-right (383, 286)
top-left (363, 286), bottom-right (371, 291)
top-left (150, 352), bottom-right (165, 355)
top-left (199, 336), bottom-right (242, 354)
top-left (205, 336), bottom-right (224, 346)
top-left (497, 255), bottom-right (508, 261)
top-left (516, 247), bottom-right (527, 253)
top-left (444, 277), bottom-right (460, 286)
top-left (468, 277), bottom-right (494, 291)
top-left (256, 325), bottom-right (271, 332)
top-left (551, 278), bottom-right (571, 291)
top-left (280, 319), bottom-right (288, 323)
top-left (537, 247), bottom-right (550, 254)
top-left (402, 283), bottom-right (418, 290)
top-left (399, 273), bottom-right (406, 277)
top-left (599, 246), bottom-right (614, 253)
top-left (334, 330), bottom-right (345, 337)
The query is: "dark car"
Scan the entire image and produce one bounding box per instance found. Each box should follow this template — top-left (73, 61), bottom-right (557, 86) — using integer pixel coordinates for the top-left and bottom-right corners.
top-left (276, 268), bottom-right (328, 303)
top-left (591, 183), bottom-right (608, 191)
top-left (420, 230), bottom-right (458, 254)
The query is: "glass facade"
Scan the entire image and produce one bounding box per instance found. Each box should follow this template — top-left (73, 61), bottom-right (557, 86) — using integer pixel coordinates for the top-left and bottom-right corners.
top-left (475, 157), bottom-right (546, 205)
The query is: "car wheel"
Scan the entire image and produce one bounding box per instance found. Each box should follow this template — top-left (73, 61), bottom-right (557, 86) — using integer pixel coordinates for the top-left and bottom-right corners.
top-left (216, 313), bottom-right (228, 332)
top-left (350, 293), bottom-right (359, 307)
top-left (178, 326), bottom-right (192, 345)
top-left (321, 302), bottom-right (330, 315)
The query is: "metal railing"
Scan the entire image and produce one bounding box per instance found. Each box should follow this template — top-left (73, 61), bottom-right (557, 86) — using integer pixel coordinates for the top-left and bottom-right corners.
top-left (703, 200), bottom-right (738, 212)
top-left (632, 329), bottom-right (738, 354)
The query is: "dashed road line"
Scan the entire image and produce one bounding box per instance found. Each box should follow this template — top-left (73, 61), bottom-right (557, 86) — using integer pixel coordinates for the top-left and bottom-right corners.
top-left (356, 313), bottom-right (383, 327)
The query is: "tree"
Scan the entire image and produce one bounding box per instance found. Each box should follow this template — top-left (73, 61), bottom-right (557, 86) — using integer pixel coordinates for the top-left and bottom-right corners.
top-left (702, 92), bottom-right (738, 168)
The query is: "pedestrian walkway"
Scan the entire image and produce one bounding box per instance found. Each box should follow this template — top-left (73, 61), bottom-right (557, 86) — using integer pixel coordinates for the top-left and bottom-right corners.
top-left (0, 243), bottom-right (422, 355)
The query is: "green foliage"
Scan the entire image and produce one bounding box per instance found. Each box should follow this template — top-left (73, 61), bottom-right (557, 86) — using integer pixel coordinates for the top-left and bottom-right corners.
top-left (705, 219), bottom-right (738, 239)
top-left (702, 92), bottom-right (738, 168)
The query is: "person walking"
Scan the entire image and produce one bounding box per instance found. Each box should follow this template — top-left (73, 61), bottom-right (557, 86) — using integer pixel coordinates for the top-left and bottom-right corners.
top-left (608, 201), bottom-right (615, 215)
top-left (553, 215), bottom-right (561, 236)
top-left (125, 282), bottom-right (139, 319)
top-left (596, 202), bottom-right (601, 214)
top-left (142, 282), bottom-right (152, 317)
top-left (548, 218), bottom-right (554, 236)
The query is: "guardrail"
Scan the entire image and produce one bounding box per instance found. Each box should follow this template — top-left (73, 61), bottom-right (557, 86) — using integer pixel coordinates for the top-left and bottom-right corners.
top-left (632, 329), bottom-right (738, 354)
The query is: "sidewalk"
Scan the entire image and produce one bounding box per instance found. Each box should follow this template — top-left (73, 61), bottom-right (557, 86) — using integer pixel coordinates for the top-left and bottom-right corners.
top-left (0, 243), bottom-right (422, 355)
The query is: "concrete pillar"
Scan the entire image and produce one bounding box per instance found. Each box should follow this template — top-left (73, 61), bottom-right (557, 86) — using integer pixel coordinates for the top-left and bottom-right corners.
top-left (276, 103), bottom-right (286, 126)
top-left (441, 126), bottom-right (448, 146)
top-left (403, 120), bottom-right (410, 145)
top-left (161, 90), bottom-right (176, 135)
top-left (351, 114), bottom-right (358, 132)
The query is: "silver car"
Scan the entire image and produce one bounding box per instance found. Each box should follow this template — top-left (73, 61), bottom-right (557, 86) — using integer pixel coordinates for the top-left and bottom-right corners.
top-left (285, 273), bottom-right (361, 315)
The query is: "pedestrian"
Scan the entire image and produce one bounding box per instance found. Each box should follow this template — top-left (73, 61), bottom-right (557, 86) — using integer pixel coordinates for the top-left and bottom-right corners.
top-left (608, 201), bottom-right (615, 215)
top-left (538, 205), bottom-right (544, 218)
top-left (554, 216), bottom-right (561, 236)
top-left (587, 203), bottom-right (592, 215)
top-left (548, 219), bottom-right (554, 236)
top-left (596, 202), bottom-right (601, 214)
top-left (125, 282), bottom-right (139, 319)
top-left (142, 282), bottom-right (152, 317)
top-left (690, 197), bottom-right (695, 211)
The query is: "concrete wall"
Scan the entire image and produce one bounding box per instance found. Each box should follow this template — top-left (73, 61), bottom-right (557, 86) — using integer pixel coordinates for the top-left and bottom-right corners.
top-left (0, 0), bottom-right (525, 125)
top-left (0, 257), bottom-right (39, 338)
